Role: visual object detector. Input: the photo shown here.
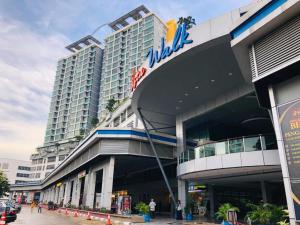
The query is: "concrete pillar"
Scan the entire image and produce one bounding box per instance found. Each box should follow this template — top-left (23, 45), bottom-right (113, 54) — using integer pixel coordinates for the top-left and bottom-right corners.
top-left (82, 172), bottom-right (90, 207)
top-left (176, 116), bottom-right (186, 155)
top-left (40, 192), bottom-right (44, 203)
top-left (47, 190), bottom-right (50, 202)
top-left (101, 156), bottom-right (115, 210)
top-left (208, 185), bottom-right (215, 218)
top-left (178, 179), bottom-right (186, 210)
top-left (53, 187), bottom-right (56, 202)
top-left (268, 86), bottom-right (296, 225)
top-left (72, 178), bottom-right (80, 207)
top-left (63, 180), bottom-right (71, 206)
top-left (261, 181), bottom-right (268, 203)
top-left (58, 185), bottom-right (64, 204)
top-left (50, 188), bottom-right (53, 202)
top-left (54, 187), bottom-right (58, 203)
top-left (85, 169), bottom-right (97, 209)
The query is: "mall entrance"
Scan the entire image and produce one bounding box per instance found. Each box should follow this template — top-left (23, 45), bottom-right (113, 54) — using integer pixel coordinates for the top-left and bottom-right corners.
top-left (112, 156), bottom-right (177, 216)
top-left (187, 173), bottom-right (286, 220)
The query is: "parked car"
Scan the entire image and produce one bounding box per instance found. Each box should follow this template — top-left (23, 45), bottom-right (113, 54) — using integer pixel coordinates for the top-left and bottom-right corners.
top-left (0, 202), bottom-right (17, 223)
top-left (6, 201), bottom-right (21, 213)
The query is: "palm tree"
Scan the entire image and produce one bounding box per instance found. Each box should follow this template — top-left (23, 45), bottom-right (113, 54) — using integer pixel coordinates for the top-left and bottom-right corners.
top-left (105, 98), bottom-right (117, 113)
top-left (177, 16), bottom-right (196, 29)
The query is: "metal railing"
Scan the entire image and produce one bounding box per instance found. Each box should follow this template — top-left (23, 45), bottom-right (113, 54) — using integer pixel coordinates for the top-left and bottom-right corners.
top-left (178, 134), bottom-right (277, 164)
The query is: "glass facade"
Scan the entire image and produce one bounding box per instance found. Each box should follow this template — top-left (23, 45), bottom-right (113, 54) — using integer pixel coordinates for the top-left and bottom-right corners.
top-left (179, 134), bottom-right (278, 163)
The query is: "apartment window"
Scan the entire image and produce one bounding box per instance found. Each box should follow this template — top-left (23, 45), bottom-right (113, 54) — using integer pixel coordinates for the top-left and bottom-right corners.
top-left (18, 166), bottom-right (31, 171)
top-left (58, 155), bottom-right (66, 161)
top-left (46, 164), bottom-right (55, 170)
top-left (37, 166), bottom-right (42, 171)
top-left (15, 180), bottom-right (28, 184)
top-left (16, 173), bottom-right (29, 178)
top-left (47, 156), bottom-right (56, 163)
top-left (35, 173), bottom-right (41, 179)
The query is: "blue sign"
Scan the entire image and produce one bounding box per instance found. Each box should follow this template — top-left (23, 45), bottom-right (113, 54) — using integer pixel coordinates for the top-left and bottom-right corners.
top-left (146, 23), bottom-right (193, 68)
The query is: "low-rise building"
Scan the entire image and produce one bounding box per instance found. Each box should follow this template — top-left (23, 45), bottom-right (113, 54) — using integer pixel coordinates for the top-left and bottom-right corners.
top-left (0, 158), bottom-right (31, 185)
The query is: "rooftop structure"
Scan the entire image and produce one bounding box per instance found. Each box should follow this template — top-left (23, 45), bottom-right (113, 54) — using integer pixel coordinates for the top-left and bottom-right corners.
top-left (108, 5), bottom-right (150, 31)
top-left (65, 35), bottom-right (101, 52)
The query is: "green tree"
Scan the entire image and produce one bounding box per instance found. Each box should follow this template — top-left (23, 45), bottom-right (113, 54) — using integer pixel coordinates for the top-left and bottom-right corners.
top-left (105, 98), bottom-right (117, 113)
top-left (177, 16), bottom-right (196, 29)
top-left (79, 128), bottom-right (85, 136)
top-left (75, 128), bottom-right (85, 141)
top-left (91, 117), bottom-right (99, 128)
top-left (0, 171), bottom-right (9, 197)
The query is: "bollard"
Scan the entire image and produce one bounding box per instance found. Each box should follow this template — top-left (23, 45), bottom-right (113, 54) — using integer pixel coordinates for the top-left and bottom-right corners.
top-left (86, 211), bottom-right (91, 220)
top-left (106, 214), bottom-right (112, 225)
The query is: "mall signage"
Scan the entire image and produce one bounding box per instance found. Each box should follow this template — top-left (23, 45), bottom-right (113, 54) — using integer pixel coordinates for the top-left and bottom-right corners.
top-left (278, 99), bottom-right (300, 220)
top-left (146, 23), bottom-right (193, 68)
top-left (131, 67), bottom-right (147, 91)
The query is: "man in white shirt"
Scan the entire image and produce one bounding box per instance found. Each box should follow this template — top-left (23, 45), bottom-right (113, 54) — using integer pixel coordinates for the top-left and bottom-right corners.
top-left (149, 199), bottom-right (156, 219)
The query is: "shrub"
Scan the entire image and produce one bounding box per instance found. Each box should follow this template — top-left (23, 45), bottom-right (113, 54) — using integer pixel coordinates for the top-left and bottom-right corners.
top-left (100, 207), bottom-right (107, 213)
top-left (216, 203), bottom-right (240, 221)
top-left (246, 203), bottom-right (288, 225)
top-left (134, 202), bottom-right (150, 215)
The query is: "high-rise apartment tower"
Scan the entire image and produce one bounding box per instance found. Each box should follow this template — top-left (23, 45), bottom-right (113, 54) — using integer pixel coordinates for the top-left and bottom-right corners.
top-left (98, 5), bottom-right (166, 120)
top-left (44, 36), bottom-right (103, 144)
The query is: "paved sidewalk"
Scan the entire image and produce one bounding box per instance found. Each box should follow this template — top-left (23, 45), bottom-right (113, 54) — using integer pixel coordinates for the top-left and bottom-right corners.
top-left (12, 205), bottom-right (82, 225)
top-left (13, 205), bottom-right (217, 225)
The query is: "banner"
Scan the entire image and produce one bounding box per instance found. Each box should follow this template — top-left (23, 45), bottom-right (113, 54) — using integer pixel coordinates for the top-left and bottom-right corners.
top-left (278, 99), bottom-right (300, 221)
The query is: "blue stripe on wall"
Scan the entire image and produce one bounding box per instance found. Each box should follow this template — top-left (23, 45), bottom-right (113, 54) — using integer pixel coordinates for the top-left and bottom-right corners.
top-left (231, 0), bottom-right (287, 39)
top-left (96, 130), bottom-right (177, 144)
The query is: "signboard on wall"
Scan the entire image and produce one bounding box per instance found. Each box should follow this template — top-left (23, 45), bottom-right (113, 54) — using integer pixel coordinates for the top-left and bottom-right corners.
top-left (278, 98), bottom-right (300, 221)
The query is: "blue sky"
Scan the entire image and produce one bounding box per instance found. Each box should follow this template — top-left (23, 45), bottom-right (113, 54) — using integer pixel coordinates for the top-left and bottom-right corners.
top-left (0, 0), bottom-right (251, 160)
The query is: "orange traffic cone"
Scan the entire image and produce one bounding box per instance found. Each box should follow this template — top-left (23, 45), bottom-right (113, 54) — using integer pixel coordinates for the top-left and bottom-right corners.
top-left (0, 213), bottom-right (6, 225)
top-left (106, 214), bottom-right (112, 225)
top-left (86, 211), bottom-right (91, 220)
top-left (74, 210), bottom-right (78, 217)
top-left (65, 208), bottom-right (69, 216)
top-left (58, 208), bottom-right (61, 213)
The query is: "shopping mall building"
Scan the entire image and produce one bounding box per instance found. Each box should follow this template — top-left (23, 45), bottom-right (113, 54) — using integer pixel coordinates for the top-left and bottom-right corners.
top-left (10, 0), bottom-right (300, 223)
top-left (131, 0), bottom-right (300, 223)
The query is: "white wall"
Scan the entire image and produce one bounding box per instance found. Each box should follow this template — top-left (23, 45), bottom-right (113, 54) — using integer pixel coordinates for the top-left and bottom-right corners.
top-left (0, 158), bottom-right (31, 184)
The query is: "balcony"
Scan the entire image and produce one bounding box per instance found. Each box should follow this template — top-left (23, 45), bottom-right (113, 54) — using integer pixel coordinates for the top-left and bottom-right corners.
top-left (177, 134), bottom-right (281, 179)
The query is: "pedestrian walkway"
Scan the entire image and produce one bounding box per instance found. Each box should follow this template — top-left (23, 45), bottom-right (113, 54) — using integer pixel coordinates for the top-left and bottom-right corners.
top-left (137, 218), bottom-right (217, 225)
top-left (12, 205), bottom-right (81, 225)
top-left (13, 205), bottom-right (217, 225)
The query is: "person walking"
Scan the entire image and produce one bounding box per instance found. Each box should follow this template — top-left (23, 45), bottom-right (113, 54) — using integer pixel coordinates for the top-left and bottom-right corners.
top-left (149, 199), bottom-right (156, 219)
top-left (176, 200), bottom-right (183, 220)
top-left (37, 201), bottom-right (42, 213)
top-left (30, 201), bottom-right (35, 213)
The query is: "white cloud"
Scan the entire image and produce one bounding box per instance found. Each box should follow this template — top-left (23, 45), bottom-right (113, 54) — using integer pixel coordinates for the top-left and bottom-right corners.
top-left (0, 16), bottom-right (69, 160)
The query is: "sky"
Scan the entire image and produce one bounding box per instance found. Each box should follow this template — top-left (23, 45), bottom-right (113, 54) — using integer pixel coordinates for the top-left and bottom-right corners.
top-left (0, 0), bottom-right (251, 161)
